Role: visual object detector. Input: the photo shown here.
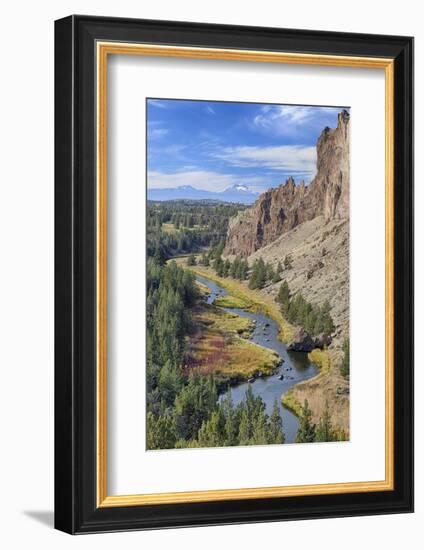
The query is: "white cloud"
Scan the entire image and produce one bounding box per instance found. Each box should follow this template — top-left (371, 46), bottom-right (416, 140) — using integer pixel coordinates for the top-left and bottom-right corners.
top-left (252, 105), bottom-right (340, 137)
top-left (147, 170), bottom-right (266, 192)
top-left (148, 144), bottom-right (187, 159)
top-left (148, 99), bottom-right (168, 109)
top-left (148, 128), bottom-right (168, 139)
top-left (211, 144), bottom-right (317, 174)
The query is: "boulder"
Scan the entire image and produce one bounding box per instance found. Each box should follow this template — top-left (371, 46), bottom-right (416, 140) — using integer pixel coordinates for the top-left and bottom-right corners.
top-left (287, 327), bottom-right (316, 352)
top-left (314, 333), bottom-right (332, 349)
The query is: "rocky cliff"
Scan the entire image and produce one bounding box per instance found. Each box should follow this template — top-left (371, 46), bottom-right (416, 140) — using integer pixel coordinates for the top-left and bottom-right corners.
top-left (224, 110), bottom-right (350, 257)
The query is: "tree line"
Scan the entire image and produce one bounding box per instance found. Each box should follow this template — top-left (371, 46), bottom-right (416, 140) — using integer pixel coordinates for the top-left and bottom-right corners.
top-left (147, 201), bottom-right (246, 261)
top-left (295, 399), bottom-right (347, 443)
top-left (148, 383), bottom-right (286, 450)
top-left (146, 254), bottom-right (286, 449)
top-left (275, 280), bottom-right (335, 337)
top-left (148, 200), bottom-right (246, 231)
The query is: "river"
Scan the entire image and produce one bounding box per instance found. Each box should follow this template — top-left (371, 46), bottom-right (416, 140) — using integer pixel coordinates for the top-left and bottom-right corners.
top-left (195, 274), bottom-right (317, 443)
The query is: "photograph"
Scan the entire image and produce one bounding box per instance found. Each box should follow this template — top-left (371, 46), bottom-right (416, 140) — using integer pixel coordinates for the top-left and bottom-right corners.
top-left (50, 10), bottom-right (413, 536)
top-left (146, 99), bottom-right (350, 450)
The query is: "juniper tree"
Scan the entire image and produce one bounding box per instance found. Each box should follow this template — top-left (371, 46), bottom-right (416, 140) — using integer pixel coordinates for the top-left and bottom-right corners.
top-left (295, 399), bottom-right (316, 443)
top-left (186, 253), bottom-right (196, 266)
top-left (213, 256), bottom-right (224, 276)
top-left (268, 400), bottom-right (285, 444)
top-left (153, 244), bottom-right (167, 266)
top-left (251, 410), bottom-right (269, 445)
top-left (248, 257), bottom-right (266, 289)
top-left (315, 400), bottom-right (334, 442)
top-left (341, 337), bottom-right (350, 377)
top-left (238, 407), bottom-right (251, 445)
top-left (146, 411), bottom-right (177, 450)
top-left (222, 392), bottom-right (238, 446)
top-left (197, 410), bottom-right (226, 448)
top-left (265, 262), bottom-right (275, 282)
top-left (272, 266), bottom-right (282, 283)
top-left (276, 281), bottom-right (291, 320)
top-left (157, 360), bottom-right (182, 407)
top-left (240, 259), bottom-right (249, 280)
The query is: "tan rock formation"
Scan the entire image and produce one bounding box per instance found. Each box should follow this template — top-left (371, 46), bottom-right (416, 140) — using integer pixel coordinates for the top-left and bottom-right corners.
top-left (224, 110), bottom-right (350, 257)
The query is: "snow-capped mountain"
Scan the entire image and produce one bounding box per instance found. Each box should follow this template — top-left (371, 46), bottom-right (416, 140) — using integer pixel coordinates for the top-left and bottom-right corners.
top-left (147, 184), bottom-right (259, 204)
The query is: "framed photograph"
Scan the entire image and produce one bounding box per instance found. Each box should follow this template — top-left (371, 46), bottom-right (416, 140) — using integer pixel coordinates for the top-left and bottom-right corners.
top-left (54, 15), bottom-right (413, 534)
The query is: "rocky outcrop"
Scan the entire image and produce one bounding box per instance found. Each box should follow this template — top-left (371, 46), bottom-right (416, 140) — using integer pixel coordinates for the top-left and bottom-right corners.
top-left (287, 328), bottom-right (316, 352)
top-left (286, 328), bottom-right (332, 352)
top-left (224, 110), bottom-right (349, 257)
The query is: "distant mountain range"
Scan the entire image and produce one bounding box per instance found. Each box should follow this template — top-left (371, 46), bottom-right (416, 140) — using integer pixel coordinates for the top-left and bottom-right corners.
top-left (147, 184), bottom-right (259, 204)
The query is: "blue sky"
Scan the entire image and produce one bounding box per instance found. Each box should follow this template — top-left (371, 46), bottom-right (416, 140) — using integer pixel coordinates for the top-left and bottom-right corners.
top-left (147, 99), bottom-right (348, 193)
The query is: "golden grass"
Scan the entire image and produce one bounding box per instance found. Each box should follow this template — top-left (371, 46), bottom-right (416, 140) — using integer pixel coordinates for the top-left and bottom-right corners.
top-left (161, 222), bottom-right (177, 234)
top-left (214, 294), bottom-right (252, 309)
top-left (281, 349), bottom-right (331, 414)
top-left (281, 348), bottom-right (349, 436)
top-left (172, 257), bottom-right (348, 433)
top-left (281, 391), bottom-right (303, 417)
top-left (197, 304), bottom-right (253, 336)
top-left (187, 303), bottom-right (280, 383)
top-left (307, 349), bottom-right (332, 376)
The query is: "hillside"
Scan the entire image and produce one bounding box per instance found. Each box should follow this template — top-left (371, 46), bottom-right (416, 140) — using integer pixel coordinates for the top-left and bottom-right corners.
top-left (223, 109), bottom-right (350, 349)
top-left (221, 110), bottom-right (350, 434)
top-left (248, 216), bottom-right (349, 349)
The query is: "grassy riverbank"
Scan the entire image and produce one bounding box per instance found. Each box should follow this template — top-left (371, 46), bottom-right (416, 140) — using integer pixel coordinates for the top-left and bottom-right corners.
top-left (187, 302), bottom-right (280, 385)
top-left (175, 259), bottom-right (296, 342)
top-left (177, 256), bottom-right (349, 437)
top-left (282, 348), bottom-right (349, 436)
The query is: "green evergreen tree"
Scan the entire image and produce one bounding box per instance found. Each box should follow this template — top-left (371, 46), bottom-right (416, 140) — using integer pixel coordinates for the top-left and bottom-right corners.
top-left (222, 392), bottom-right (238, 446)
top-left (266, 262), bottom-right (275, 282)
top-left (272, 268), bottom-right (282, 283)
top-left (157, 360), bottom-right (182, 406)
top-left (295, 399), bottom-right (316, 443)
top-left (186, 253), bottom-right (196, 266)
top-left (251, 410), bottom-right (269, 445)
top-left (305, 309), bottom-right (317, 334)
top-left (146, 411), bottom-right (177, 450)
top-left (268, 400), bottom-right (285, 444)
top-left (276, 280), bottom-right (291, 316)
top-left (153, 244), bottom-right (166, 266)
top-left (174, 374), bottom-right (217, 441)
top-left (213, 256), bottom-right (224, 276)
top-left (197, 410), bottom-right (226, 448)
top-left (248, 258), bottom-right (266, 289)
top-left (223, 258), bottom-right (231, 277)
top-left (341, 337), bottom-right (350, 377)
top-left (240, 259), bottom-right (249, 280)
top-left (238, 407), bottom-right (251, 445)
top-left (315, 400), bottom-right (334, 442)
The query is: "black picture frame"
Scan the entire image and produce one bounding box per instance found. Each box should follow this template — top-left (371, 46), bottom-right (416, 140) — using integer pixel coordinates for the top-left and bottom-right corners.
top-left (55, 15), bottom-right (414, 534)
